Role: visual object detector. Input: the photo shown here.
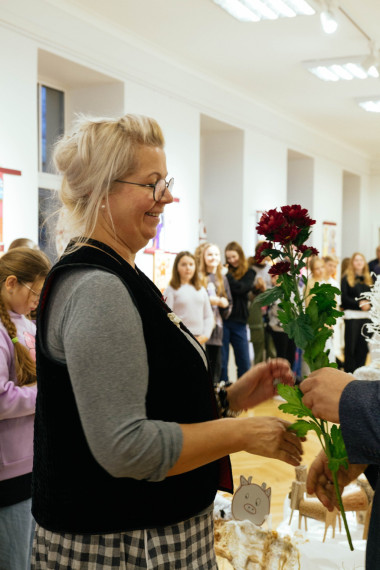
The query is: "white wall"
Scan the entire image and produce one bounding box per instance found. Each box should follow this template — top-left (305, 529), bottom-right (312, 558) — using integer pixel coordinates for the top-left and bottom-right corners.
top-left (313, 158), bottom-right (343, 258)
top-left (0, 28), bottom-right (38, 247)
top-left (342, 173), bottom-right (361, 260)
top-left (0, 0), bottom-right (378, 263)
top-left (287, 156), bottom-right (314, 216)
top-left (200, 129), bottom-right (244, 252)
top-left (243, 131), bottom-right (287, 255)
top-left (67, 82), bottom-right (125, 123)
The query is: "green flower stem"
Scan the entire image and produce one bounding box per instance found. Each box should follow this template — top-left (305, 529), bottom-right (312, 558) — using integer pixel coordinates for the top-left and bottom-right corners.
top-left (331, 470), bottom-right (354, 551)
top-left (320, 422), bottom-right (354, 551)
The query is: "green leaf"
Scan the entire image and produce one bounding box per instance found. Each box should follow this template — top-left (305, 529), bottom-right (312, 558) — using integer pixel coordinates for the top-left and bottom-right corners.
top-left (283, 313), bottom-right (314, 350)
top-left (327, 425), bottom-right (349, 473)
top-left (276, 384), bottom-right (314, 419)
top-left (306, 299), bottom-right (319, 326)
top-left (253, 286), bottom-right (284, 306)
top-left (288, 419), bottom-right (322, 438)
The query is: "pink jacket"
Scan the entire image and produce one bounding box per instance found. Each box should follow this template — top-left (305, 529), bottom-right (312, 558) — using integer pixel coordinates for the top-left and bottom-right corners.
top-left (0, 311), bottom-right (37, 481)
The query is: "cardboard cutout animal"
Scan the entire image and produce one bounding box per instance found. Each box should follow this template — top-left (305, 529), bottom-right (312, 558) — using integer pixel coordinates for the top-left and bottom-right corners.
top-left (232, 475), bottom-right (271, 526)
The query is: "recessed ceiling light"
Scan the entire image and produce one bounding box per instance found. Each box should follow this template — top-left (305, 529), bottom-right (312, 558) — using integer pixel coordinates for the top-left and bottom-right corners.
top-left (212, 0), bottom-right (315, 22)
top-left (304, 57), bottom-right (379, 81)
top-left (357, 98), bottom-right (380, 113)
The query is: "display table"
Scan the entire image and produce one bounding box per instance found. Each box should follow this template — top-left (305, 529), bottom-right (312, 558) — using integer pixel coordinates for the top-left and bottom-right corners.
top-left (214, 491), bottom-right (367, 569)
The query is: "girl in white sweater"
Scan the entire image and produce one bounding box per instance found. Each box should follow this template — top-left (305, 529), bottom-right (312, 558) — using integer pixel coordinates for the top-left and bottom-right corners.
top-left (164, 251), bottom-right (214, 345)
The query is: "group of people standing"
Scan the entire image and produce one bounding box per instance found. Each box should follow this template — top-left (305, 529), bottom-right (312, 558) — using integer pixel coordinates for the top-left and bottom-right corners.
top-left (163, 241), bottom-right (378, 387)
top-left (164, 241), bottom-right (258, 386)
top-left (0, 110), bottom-right (379, 570)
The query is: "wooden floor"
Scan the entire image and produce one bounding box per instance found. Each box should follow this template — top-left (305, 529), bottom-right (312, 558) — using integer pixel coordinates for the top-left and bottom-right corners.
top-left (216, 395), bottom-right (322, 568)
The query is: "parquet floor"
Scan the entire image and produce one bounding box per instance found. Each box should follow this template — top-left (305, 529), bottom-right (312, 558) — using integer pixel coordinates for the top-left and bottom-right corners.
top-left (215, 396), bottom-right (322, 569)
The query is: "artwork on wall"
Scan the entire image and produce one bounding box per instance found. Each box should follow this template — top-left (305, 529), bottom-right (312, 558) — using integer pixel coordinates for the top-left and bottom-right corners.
top-left (322, 221), bottom-right (337, 257)
top-left (153, 250), bottom-right (176, 293)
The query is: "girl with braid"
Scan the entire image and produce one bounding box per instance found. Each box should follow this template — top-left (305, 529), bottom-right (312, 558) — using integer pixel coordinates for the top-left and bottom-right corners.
top-left (0, 247), bottom-right (50, 570)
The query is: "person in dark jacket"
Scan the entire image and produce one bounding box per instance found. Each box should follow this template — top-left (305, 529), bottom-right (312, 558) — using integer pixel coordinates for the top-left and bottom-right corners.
top-left (31, 114), bottom-right (304, 569)
top-left (341, 252), bottom-right (372, 373)
top-left (300, 367), bottom-right (380, 570)
top-left (221, 241), bottom-right (255, 381)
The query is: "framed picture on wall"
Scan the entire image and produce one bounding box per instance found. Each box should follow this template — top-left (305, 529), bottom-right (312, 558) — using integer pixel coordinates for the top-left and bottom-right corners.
top-left (153, 250), bottom-right (177, 294)
top-left (322, 221), bottom-right (337, 257)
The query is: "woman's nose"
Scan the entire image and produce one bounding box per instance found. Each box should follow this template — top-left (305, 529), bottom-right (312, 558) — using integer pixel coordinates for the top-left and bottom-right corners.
top-left (160, 188), bottom-right (174, 204)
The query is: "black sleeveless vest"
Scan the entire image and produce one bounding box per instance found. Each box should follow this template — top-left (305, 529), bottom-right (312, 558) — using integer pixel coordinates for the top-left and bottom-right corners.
top-left (32, 241), bottom-right (233, 534)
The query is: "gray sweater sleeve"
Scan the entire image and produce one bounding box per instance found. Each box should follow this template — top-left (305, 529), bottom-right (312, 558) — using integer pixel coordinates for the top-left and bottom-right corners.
top-left (45, 268), bottom-right (183, 481)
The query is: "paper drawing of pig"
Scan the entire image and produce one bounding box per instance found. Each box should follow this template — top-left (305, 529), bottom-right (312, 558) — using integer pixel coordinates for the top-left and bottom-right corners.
top-left (231, 475), bottom-right (271, 526)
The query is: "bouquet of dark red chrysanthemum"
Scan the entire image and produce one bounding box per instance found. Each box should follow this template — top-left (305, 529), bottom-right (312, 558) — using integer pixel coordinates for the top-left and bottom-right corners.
top-left (255, 204), bottom-right (354, 550)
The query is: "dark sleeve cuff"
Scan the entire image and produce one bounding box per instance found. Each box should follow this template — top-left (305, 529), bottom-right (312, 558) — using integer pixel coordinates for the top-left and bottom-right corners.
top-left (339, 380), bottom-right (380, 465)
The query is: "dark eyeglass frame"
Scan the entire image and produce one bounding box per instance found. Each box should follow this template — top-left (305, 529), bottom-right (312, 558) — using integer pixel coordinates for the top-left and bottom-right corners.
top-left (114, 178), bottom-right (174, 202)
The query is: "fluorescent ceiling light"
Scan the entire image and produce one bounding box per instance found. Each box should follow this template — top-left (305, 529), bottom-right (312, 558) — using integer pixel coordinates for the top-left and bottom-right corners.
top-left (357, 98), bottom-right (380, 113)
top-left (212, 0), bottom-right (315, 21)
top-left (320, 9), bottom-right (338, 34)
top-left (362, 48), bottom-right (380, 79)
top-left (304, 57), bottom-right (379, 81)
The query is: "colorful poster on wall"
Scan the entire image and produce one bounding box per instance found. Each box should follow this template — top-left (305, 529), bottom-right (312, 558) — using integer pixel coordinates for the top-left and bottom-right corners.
top-left (322, 221), bottom-right (337, 257)
top-left (153, 250), bottom-right (176, 293)
top-left (0, 173), bottom-right (4, 252)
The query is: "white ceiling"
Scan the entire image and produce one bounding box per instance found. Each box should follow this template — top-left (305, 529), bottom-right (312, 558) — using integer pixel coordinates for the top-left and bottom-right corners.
top-left (56, 0), bottom-right (380, 161)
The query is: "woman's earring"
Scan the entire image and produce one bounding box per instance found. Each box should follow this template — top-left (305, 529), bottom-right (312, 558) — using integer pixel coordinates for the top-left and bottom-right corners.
top-left (101, 204), bottom-right (106, 210)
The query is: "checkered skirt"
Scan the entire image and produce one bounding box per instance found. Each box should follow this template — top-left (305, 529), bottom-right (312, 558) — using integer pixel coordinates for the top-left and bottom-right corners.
top-left (31, 510), bottom-right (218, 569)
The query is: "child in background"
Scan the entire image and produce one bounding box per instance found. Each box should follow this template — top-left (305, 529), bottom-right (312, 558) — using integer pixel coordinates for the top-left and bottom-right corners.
top-left (164, 251), bottom-right (214, 346)
top-left (0, 247), bottom-right (51, 570)
top-left (199, 243), bottom-right (232, 384)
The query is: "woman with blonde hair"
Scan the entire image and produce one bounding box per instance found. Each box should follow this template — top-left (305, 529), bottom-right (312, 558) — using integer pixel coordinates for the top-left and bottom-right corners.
top-left (221, 241), bottom-right (255, 381)
top-left (0, 247), bottom-right (50, 570)
top-left (199, 243), bottom-right (232, 383)
top-left (31, 114), bottom-right (303, 569)
top-left (341, 252), bottom-right (373, 373)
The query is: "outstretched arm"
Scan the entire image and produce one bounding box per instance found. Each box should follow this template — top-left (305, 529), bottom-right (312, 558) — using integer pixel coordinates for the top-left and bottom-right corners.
top-left (227, 358), bottom-right (295, 411)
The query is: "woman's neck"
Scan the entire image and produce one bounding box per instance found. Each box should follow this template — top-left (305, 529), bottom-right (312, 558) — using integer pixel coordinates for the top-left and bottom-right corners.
top-left (90, 227), bottom-right (136, 267)
top-left (180, 278), bottom-right (192, 285)
top-left (206, 266), bottom-right (217, 275)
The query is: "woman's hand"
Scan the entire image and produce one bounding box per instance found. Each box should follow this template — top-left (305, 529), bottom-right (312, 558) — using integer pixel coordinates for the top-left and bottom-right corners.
top-left (359, 300), bottom-right (371, 311)
top-left (218, 296), bottom-right (229, 308)
top-left (307, 450), bottom-right (367, 511)
top-left (227, 358), bottom-right (294, 411)
top-left (300, 368), bottom-right (354, 423)
top-left (239, 416), bottom-right (304, 466)
top-left (255, 277), bottom-right (266, 292)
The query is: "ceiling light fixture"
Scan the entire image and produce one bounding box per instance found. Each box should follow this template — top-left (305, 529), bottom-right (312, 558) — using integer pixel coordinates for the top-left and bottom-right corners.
top-left (304, 57), bottom-right (380, 81)
top-left (356, 97), bottom-right (380, 113)
top-left (361, 42), bottom-right (380, 79)
top-left (212, 0), bottom-right (315, 22)
top-left (319, 1), bottom-right (338, 34)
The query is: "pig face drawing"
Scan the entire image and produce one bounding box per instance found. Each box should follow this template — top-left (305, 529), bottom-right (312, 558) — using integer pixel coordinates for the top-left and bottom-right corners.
top-left (231, 475), bottom-right (271, 526)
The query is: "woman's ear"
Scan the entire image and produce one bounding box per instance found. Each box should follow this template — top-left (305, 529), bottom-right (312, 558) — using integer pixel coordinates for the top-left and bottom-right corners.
top-left (4, 275), bottom-right (18, 293)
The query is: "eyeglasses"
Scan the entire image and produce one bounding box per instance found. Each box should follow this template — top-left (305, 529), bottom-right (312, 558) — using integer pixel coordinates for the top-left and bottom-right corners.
top-left (114, 178), bottom-right (174, 202)
top-left (21, 282), bottom-right (41, 302)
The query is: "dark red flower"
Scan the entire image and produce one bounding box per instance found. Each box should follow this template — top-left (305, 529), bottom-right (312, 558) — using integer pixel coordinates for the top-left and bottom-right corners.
top-left (256, 209), bottom-right (286, 239)
top-left (281, 205), bottom-right (316, 227)
top-left (297, 244), bottom-right (319, 256)
top-left (255, 241), bottom-right (273, 263)
top-left (268, 261), bottom-right (291, 275)
top-left (273, 225), bottom-right (300, 245)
